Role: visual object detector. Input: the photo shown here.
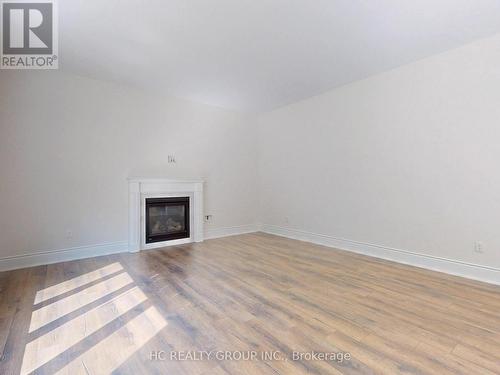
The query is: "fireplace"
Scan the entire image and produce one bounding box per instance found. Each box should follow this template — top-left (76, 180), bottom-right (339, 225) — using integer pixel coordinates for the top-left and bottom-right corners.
top-left (145, 197), bottom-right (190, 244)
top-left (128, 178), bottom-right (203, 252)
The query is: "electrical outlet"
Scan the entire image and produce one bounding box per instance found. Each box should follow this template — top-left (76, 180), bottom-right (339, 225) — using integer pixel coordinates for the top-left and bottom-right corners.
top-left (204, 215), bottom-right (213, 223)
top-left (168, 155), bottom-right (176, 163)
top-left (66, 230), bottom-right (73, 240)
top-left (474, 241), bottom-right (484, 254)
top-left (284, 217), bottom-right (290, 224)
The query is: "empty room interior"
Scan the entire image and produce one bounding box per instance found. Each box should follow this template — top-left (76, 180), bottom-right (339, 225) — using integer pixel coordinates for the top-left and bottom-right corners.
top-left (2, 1), bottom-right (500, 374)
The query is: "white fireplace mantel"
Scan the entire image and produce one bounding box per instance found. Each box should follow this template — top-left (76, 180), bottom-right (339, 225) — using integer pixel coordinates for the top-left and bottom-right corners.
top-left (128, 178), bottom-right (204, 252)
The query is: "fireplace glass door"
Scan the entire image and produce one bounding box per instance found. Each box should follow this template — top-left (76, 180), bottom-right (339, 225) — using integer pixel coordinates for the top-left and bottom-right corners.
top-left (145, 197), bottom-right (190, 243)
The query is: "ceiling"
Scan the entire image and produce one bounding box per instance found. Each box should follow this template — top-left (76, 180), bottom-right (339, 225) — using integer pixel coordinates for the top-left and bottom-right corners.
top-left (60, 0), bottom-right (500, 112)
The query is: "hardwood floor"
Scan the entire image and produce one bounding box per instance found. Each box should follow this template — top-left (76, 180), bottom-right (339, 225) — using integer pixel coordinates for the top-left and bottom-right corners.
top-left (1, 232), bottom-right (500, 375)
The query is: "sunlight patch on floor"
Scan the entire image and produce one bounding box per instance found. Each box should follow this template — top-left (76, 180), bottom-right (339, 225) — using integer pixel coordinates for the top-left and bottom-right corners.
top-left (34, 263), bottom-right (124, 304)
top-left (21, 262), bottom-right (169, 375)
top-left (53, 305), bottom-right (167, 375)
top-left (29, 272), bottom-right (134, 332)
top-left (20, 286), bottom-right (147, 375)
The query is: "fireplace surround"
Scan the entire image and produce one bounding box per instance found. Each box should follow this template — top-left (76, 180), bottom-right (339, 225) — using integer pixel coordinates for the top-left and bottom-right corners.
top-left (128, 178), bottom-right (204, 252)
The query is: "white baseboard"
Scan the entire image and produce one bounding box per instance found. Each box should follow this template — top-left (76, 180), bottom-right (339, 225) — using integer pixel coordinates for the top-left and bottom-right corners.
top-left (204, 224), bottom-right (260, 240)
top-left (7, 224), bottom-right (497, 287)
top-left (0, 224), bottom-right (260, 273)
top-left (261, 224), bottom-right (500, 286)
top-left (0, 242), bottom-right (129, 272)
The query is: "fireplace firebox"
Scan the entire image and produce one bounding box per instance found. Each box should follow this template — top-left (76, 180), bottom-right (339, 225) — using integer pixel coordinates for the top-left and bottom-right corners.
top-left (145, 197), bottom-right (190, 244)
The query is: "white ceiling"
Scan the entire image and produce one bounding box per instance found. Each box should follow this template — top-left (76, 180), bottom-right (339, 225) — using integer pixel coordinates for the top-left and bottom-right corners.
top-left (60, 0), bottom-right (500, 112)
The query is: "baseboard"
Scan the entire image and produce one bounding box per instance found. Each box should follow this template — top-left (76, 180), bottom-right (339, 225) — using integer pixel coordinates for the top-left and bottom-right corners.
top-left (204, 224), bottom-right (260, 240)
top-left (0, 242), bottom-right (129, 272)
top-left (261, 224), bottom-right (500, 286)
top-left (7, 224), bottom-right (496, 286)
top-left (0, 224), bottom-right (260, 272)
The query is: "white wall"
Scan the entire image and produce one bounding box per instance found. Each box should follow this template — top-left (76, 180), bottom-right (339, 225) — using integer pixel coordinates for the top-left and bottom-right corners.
top-left (2, 34), bottom-right (500, 275)
top-left (258, 34), bottom-right (500, 269)
top-left (0, 71), bottom-right (257, 259)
